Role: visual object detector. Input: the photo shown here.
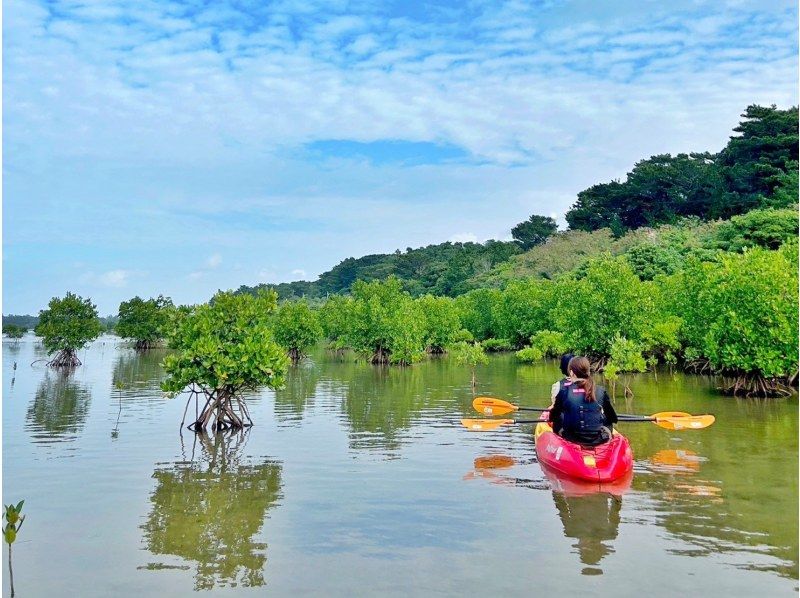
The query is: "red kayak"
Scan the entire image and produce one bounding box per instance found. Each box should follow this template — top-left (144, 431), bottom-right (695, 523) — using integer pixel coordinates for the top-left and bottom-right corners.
top-left (535, 411), bottom-right (633, 483)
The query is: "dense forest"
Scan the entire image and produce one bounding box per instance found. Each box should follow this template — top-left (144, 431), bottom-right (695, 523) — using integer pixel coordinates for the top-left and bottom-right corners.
top-left (233, 104), bottom-right (797, 301)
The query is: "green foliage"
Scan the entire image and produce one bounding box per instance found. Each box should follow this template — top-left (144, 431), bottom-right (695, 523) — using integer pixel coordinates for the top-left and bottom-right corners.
top-left (451, 341), bottom-right (489, 371)
top-left (4, 500), bottom-right (24, 546)
top-left (34, 293), bottom-right (103, 357)
top-left (511, 214), bottom-right (558, 250)
top-left (344, 277), bottom-right (425, 365)
top-left (515, 330), bottom-right (567, 363)
top-left (480, 338), bottom-right (513, 352)
top-left (235, 240), bottom-right (519, 300)
top-left (566, 153), bottom-right (724, 231)
top-left (707, 207), bottom-right (798, 252)
top-left (552, 255), bottom-right (656, 357)
top-left (515, 346), bottom-right (543, 363)
top-left (318, 294), bottom-right (354, 350)
top-left (161, 291), bottom-right (288, 395)
top-left (607, 335), bottom-right (647, 373)
top-left (763, 162), bottom-right (799, 208)
top-left (624, 242), bottom-right (685, 280)
top-left (452, 328), bottom-right (475, 343)
top-left (415, 295), bottom-right (461, 353)
top-left (476, 228), bottom-right (619, 286)
top-left (273, 300), bottom-right (323, 360)
top-left (2, 324), bottom-right (26, 339)
top-left (670, 245), bottom-right (799, 378)
top-left (719, 105), bottom-right (799, 213)
top-left (529, 330), bottom-right (567, 358)
top-left (565, 106), bottom-right (799, 232)
top-left (116, 295), bottom-right (173, 349)
top-left (453, 288), bottom-right (502, 341)
top-left (495, 278), bottom-right (555, 346)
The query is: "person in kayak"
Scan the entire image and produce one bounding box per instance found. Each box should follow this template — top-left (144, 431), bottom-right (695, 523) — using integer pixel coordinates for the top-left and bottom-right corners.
top-left (546, 353), bottom-right (575, 433)
top-left (548, 355), bottom-right (618, 446)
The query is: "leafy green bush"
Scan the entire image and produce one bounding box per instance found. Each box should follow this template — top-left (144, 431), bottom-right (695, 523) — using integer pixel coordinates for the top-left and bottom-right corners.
top-left (707, 207), bottom-right (798, 252)
top-left (2, 324), bottom-right (26, 340)
top-left (495, 279), bottom-right (555, 346)
top-left (416, 294), bottom-right (461, 353)
top-left (529, 330), bottom-right (567, 358)
top-left (552, 255), bottom-right (656, 358)
top-left (162, 290), bottom-right (288, 430)
top-left (116, 295), bottom-right (173, 350)
top-left (35, 293), bottom-right (103, 367)
top-left (668, 243), bottom-right (798, 395)
top-left (273, 300), bottom-right (323, 361)
top-left (515, 346), bottom-right (543, 363)
top-left (481, 338), bottom-right (513, 352)
top-left (453, 288), bottom-right (502, 341)
top-left (345, 277), bottom-right (425, 365)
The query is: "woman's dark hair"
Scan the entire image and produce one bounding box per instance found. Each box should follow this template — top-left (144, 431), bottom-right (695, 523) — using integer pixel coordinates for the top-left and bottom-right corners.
top-left (567, 356), bottom-right (595, 401)
top-left (560, 353), bottom-right (575, 377)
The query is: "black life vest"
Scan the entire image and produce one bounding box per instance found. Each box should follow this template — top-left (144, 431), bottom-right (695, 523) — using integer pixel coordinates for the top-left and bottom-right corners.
top-left (559, 383), bottom-right (606, 444)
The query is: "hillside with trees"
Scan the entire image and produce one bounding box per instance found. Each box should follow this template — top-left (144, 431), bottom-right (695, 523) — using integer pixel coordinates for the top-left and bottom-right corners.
top-left (231, 104), bottom-right (797, 301)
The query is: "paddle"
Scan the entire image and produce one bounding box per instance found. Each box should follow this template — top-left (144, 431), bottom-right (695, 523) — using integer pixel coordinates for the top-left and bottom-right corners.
top-left (461, 412), bottom-right (715, 431)
top-left (473, 397), bottom-right (691, 420)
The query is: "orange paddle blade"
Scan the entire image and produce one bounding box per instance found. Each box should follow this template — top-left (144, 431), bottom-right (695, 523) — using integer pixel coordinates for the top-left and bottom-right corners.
top-left (472, 397), bottom-right (518, 416)
top-left (652, 413), bottom-right (715, 430)
top-left (461, 418), bottom-right (515, 431)
top-left (474, 455), bottom-right (516, 469)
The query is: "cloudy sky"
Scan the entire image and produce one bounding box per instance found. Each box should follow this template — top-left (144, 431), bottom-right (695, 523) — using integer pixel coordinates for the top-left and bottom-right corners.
top-left (3, 0), bottom-right (797, 314)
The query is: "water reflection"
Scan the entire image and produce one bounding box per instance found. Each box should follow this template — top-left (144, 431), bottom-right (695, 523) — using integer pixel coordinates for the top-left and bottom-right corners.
top-left (273, 361), bottom-right (320, 424)
top-left (336, 360), bottom-right (466, 456)
top-left (26, 372), bottom-right (92, 443)
top-left (111, 348), bottom-right (167, 398)
top-left (552, 492), bottom-right (621, 575)
top-left (140, 431), bottom-right (283, 590)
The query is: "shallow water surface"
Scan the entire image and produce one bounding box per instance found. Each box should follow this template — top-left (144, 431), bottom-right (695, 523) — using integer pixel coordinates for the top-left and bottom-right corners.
top-left (2, 337), bottom-right (798, 596)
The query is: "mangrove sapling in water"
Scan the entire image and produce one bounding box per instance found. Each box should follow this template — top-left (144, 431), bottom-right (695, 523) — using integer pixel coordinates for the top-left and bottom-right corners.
top-left (451, 341), bottom-right (488, 391)
top-left (34, 293), bottom-right (103, 368)
top-left (162, 291), bottom-right (288, 432)
top-left (4, 500), bottom-right (25, 598)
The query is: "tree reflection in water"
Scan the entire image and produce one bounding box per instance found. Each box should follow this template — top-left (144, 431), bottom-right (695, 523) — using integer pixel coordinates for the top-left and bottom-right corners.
top-left (141, 431), bottom-right (283, 590)
top-left (26, 372), bottom-right (92, 442)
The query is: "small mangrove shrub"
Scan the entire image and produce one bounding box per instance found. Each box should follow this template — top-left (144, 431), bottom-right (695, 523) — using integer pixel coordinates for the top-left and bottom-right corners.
top-left (273, 299), bottom-right (323, 362)
top-left (116, 295), bottom-right (174, 351)
top-left (451, 341), bottom-right (489, 389)
top-left (35, 293), bottom-right (103, 368)
top-left (162, 291), bottom-right (288, 431)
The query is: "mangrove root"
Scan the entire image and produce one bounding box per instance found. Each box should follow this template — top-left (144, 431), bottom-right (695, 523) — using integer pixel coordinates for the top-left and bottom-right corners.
top-left (182, 385), bottom-right (254, 432)
top-left (47, 349), bottom-right (81, 369)
top-left (720, 374), bottom-right (794, 398)
top-left (370, 347), bottom-right (391, 365)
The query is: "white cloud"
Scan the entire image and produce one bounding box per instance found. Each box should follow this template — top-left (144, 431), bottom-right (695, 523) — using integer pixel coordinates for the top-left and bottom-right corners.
top-left (207, 253), bottom-right (222, 268)
top-left (291, 268), bottom-right (308, 278)
top-left (79, 269), bottom-right (140, 288)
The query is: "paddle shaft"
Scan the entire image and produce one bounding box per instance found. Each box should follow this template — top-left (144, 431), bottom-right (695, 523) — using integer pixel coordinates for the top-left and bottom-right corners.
top-left (507, 405), bottom-right (670, 420)
top-left (505, 417), bottom-right (656, 424)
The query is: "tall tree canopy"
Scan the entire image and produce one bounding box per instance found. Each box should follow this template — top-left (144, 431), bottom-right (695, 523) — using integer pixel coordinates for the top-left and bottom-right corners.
top-left (565, 105), bottom-right (798, 233)
top-left (511, 215), bottom-right (558, 250)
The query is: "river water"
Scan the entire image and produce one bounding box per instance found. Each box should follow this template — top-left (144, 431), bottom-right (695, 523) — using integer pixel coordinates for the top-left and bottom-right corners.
top-left (2, 336), bottom-right (797, 596)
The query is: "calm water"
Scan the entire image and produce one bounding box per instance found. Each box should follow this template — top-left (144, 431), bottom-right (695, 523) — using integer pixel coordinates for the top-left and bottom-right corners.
top-left (2, 335), bottom-right (798, 596)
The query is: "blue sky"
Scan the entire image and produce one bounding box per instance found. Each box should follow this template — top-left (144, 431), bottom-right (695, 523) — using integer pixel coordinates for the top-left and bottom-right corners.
top-left (3, 0), bottom-right (798, 314)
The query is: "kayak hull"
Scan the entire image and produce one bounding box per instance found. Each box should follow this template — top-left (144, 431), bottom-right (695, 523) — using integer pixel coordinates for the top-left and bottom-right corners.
top-left (535, 412), bottom-right (633, 483)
